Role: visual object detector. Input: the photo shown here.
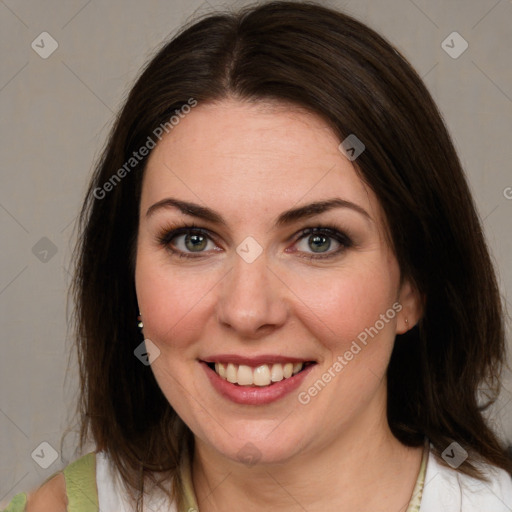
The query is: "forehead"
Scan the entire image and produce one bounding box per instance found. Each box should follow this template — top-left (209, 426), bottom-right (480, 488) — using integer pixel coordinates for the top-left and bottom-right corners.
top-left (141, 99), bottom-right (382, 227)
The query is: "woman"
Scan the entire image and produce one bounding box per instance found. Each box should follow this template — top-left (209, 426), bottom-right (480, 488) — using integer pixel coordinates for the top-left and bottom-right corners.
top-left (3, 1), bottom-right (512, 511)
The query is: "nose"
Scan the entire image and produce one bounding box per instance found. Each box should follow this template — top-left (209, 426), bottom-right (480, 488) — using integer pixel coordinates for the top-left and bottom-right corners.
top-left (216, 250), bottom-right (288, 339)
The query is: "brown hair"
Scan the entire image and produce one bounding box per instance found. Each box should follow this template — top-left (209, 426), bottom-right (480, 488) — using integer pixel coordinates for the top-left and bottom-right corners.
top-left (71, 1), bottom-right (512, 509)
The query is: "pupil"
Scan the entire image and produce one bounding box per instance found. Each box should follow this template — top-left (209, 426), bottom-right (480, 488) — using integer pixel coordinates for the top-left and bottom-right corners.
top-left (309, 234), bottom-right (330, 253)
top-left (186, 234), bottom-right (207, 251)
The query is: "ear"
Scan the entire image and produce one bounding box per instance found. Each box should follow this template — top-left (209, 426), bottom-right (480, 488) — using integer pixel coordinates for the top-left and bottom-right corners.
top-left (396, 279), bottom-right (423, 334)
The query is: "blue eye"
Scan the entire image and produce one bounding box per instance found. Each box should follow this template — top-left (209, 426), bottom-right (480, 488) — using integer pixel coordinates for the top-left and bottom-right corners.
top-left (172, 231), bottom-right (212, 253)
top-left (157, 225), bottom-right (217, 258)
top-left (292, 226), bottom-right (353, 260)
top-left (157, 223), bottom-right (352, 260)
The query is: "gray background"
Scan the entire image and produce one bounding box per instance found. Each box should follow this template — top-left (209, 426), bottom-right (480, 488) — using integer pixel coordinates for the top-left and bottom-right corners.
top-left (1, 0), bottom-right (511, 503)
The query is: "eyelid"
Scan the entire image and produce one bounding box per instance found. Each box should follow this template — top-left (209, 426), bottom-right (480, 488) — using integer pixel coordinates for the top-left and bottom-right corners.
top-left (156, 223), bottom-right (214, 246)
top-left (291, 225), bottom-right (352, 245)
top-left (288, 225), bottom-right (353, 260)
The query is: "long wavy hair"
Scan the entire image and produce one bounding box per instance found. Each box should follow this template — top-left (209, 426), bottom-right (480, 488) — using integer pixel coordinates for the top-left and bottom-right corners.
top-left (71, 1), bottom-right (512, 509)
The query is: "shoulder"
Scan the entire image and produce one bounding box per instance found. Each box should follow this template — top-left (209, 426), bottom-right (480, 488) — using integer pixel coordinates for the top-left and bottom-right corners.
top-left (25, 473), bottom-right (67, 512)
top-left (2, 451), bottom-right (99, 512)
top-left (458, 459), bottom-right (512, 508)
top-left (421, 445), bottom-right (512, 512)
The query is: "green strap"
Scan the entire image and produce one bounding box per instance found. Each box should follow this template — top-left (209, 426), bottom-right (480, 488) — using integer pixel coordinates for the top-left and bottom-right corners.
top-left (179, 443), bottom-right (199, 512)
top-left (1, 492), bottom-right (27, 512)
top-left (1, 469), bottom-right (63, 512)
top-left (62, 452), bottom-right (99, 512)
top-left (1, 452), bottom-right (98, 512)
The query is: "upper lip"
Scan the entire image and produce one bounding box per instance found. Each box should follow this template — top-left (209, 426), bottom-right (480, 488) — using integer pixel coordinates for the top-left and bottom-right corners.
top-left (201, 354), bottom-right (316, 366)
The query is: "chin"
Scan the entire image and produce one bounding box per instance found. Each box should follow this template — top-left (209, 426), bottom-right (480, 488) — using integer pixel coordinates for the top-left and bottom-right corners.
top-left (204, 426), bottom-right (306, 466)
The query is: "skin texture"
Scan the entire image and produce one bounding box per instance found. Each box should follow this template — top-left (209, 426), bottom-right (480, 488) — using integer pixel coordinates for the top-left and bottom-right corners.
top-left (25, 473), bottom-right (67, 512)
top-left (135, 99), bottom-right (423, 511)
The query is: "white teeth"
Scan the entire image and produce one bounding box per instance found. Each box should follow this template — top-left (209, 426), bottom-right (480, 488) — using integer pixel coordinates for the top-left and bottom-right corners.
top-left (216, 362), bottom-right (227, 378)
top-left (212, 361), bottom-right (305, 387)
top-left (226, 363), bottom-right (237, 383)
top-left (270, 363), bottom-right (284, 382)
top-left (292, 362), bottom-right (303, 375)
top-left (237, 365), bottom-right (253, 385)
top-left (253, 365), bottom-right (271, 386)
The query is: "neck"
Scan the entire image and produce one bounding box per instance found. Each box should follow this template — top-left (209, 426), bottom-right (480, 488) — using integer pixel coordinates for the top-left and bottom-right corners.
top-left (191, 403), bottom-right (424, 511)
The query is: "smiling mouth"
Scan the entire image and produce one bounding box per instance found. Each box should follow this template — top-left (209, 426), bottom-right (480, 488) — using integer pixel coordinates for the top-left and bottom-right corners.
top-left (205, 361), bottom-right (316, 387)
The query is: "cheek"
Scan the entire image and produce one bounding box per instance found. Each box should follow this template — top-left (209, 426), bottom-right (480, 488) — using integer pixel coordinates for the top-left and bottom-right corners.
top-left (291, 265), bottom-right (401, 424)
top-left (289, 260), bottom-right (400, 360)
top-left (135, 249), bottom-right (220, 351)
top-left (134, 251), bottom-right (216, 419)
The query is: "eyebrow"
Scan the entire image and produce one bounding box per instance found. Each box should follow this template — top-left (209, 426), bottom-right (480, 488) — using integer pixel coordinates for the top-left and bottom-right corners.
top-left (145, 197), bottom-right (372, 226)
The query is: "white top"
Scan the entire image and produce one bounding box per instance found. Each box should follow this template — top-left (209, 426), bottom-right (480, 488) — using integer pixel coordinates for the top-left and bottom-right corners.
top-left (420, 446), bottom-right (512, 511)
top-left (95, 444), bottom-right (512, 511)
top-left (96, 451), bottom-right (179, 512)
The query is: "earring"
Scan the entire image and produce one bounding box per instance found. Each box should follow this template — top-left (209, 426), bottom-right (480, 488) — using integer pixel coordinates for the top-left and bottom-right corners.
top-left (137, 314), bottom-right (143, 329)
top-left (405, 318), bottom-right (409, 328)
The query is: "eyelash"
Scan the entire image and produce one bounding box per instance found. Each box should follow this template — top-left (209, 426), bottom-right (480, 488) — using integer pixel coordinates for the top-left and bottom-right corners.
top-left (156, 222), bottom-right (353, 261)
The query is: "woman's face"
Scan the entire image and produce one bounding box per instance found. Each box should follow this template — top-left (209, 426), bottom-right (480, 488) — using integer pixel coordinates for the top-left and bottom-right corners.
top-left (135, 99), bottom-right (419, 465)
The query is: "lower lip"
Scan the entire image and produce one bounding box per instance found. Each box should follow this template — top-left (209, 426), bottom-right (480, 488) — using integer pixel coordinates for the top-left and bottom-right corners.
top-left (201, 362), bottom-right (316, 405)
